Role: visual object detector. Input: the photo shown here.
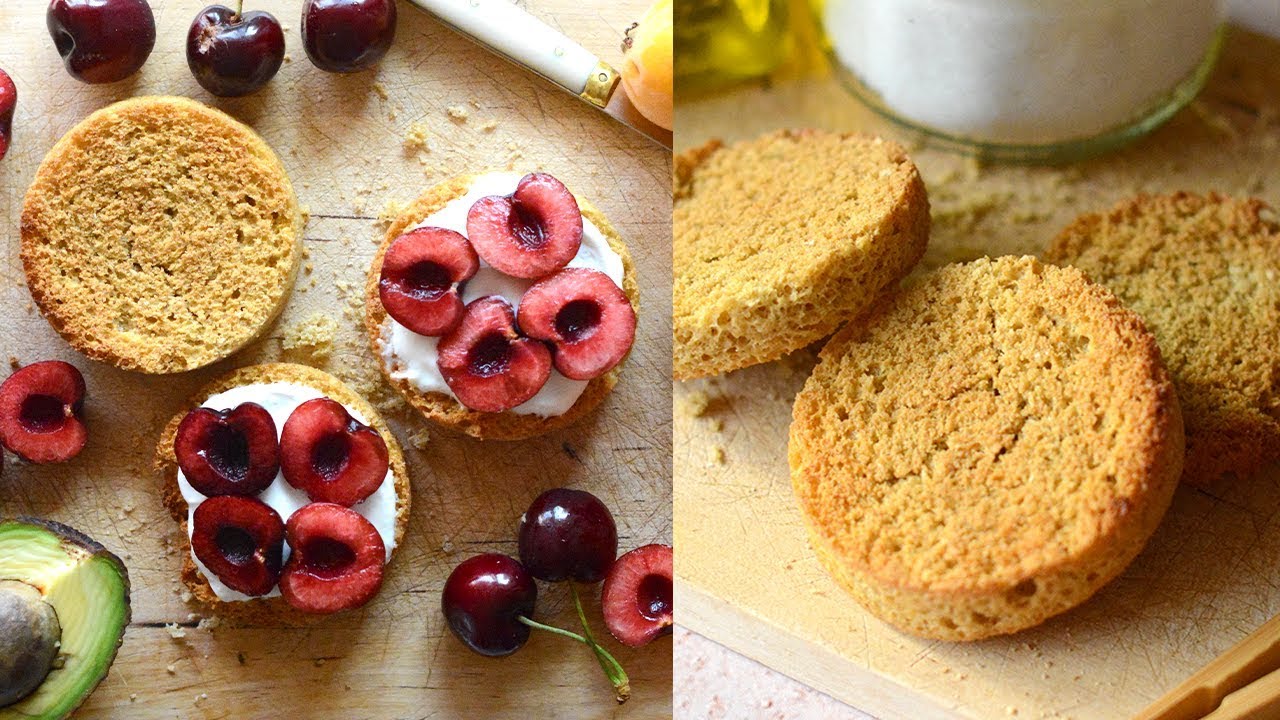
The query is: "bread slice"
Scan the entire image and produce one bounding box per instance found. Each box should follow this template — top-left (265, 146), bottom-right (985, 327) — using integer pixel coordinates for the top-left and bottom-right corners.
top-left (790, 256), bottom-right (1184, 641)
top-left (1045, 192), bottom-right (1280, 486)
top-left (156, 363), bottom-right (410, 623)
top-left (364, 174), bottom-right (639, 441)
top-left (21, 96), bottom-right (301, 374)
top-left (673, 129), bottom-right (930, 380)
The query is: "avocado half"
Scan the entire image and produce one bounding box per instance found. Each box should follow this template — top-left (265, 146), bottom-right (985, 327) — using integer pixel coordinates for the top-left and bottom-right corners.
top-left (0, 518), bottom-right (130, 720)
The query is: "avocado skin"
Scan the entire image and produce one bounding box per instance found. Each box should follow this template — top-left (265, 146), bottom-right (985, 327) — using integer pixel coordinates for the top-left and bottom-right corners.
top-left (0, 517), bottom-right (130, 720)
top-left (0, 581), bottom-right (61, 707)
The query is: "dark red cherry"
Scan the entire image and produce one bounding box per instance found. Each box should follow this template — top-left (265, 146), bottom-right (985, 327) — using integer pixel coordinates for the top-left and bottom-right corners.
top-left (442, 554), bottom-right (537, 657)
top-left (517, 488), bottom-right (618, 583)
top-left (301, 0), bottom-right (396, 74)
top-left (186, 5), bottom-right (285, 97)
top-left (47, 0), bottom-right (157, 84)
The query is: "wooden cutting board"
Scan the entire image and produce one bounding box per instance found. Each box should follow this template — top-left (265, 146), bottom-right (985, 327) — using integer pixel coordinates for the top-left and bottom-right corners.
top-left (0, 1), bottom-right (672, 718)
top-left (675, 26), bottom-right (1280, 720)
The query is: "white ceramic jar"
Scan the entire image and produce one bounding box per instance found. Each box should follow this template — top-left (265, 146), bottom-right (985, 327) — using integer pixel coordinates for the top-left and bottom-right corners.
top-left (824, 0), bottom-right (1227, 160)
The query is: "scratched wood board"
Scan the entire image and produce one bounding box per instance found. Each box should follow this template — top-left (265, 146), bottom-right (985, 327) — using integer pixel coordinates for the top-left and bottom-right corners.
top-left (674, 26), bottom-right (1280, 720)
top-left (0, 1), bottom-right (672, 717)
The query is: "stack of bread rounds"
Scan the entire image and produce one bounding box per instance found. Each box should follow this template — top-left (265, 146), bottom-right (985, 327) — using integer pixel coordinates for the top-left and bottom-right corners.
top-left (673, 129), bottom-right (930, 380)
top-left (21, 96), bottom-right (301, 374)
top-left (789, 256), bottom-right (1184, 641)
top-left (156, 363), bottom-right (409, 620)
top-left (1046, 192), bottom-right (1280, 485)
top-left (365, 174), bottom-right (640, 441)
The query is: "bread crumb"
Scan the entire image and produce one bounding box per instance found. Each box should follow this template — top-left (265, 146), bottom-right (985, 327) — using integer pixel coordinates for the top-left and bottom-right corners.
top-left (165, 623), bottom-right (186, 640)
top-left (282, 314), bottom-right (338, 363)
top-left (709, 445), bottom-right (726, 465)
top-left (180, 589), bottom-right (192, 603)
top-left (707, 417), bottom-right (724, 433)
top-left (372, 82), bottom-right (389, 101)
top-left (315, 658), bottom-right (327, 667)
top-left (130, 693), bottom-right (137, 702)
top-left (166, 663), bottom-right (177, 674)
top-left (403, 122), bottom-right (432, 154)
top-left (683, 391), bottom-right (710, 417)
top-left (299, 204), bottom-right (311, 226)
top-left (197, 616), bottom-right (221, 632)
top-left (407, 427), bottom-right (430, 450)
top-left (479, 119), bottom-right (499, 133)
top-left (377, 200), bottom-right (407, 229)
top-left (447, 105), bottom-right (469, 121)
top-left (8, 357), bottom-right (18, 370)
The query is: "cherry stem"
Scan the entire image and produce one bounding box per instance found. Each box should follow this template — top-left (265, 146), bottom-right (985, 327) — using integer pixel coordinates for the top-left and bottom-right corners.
top-left (516, 615), bottom-right (589, 644)
top-left (571, 583), bottom-right (631, 704)
top-left (235, 0), bottom-right (243, 18)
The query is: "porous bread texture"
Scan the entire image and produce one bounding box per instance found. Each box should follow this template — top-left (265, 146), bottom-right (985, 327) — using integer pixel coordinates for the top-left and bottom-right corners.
top-left (790, 256), bottom-right (1184, 641)
top-left (673, 129), bottom-right (930, 380)
top-left (364, 174), bottom-right (640, 441)
top-left (156, 363), bottom-right (410, 623)
top-left (21, 96), bottom-right (301, 374)
top-left (1045, 192), bottom-right (1280, 486)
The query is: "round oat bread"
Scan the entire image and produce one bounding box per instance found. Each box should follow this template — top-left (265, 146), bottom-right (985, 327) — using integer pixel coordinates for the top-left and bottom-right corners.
top-left (789, 256), bottom-right (1184, 641)
top-left (21, 96), bottom-right (301, 374)
top-left (673, 129), bottom-right (930, 380)
top-left (156, 363), bottom-right (410, 623)
top-left (1045, 193), bottom-right (1280, 486)
top-left (364, 174), bottom-right (639, 441)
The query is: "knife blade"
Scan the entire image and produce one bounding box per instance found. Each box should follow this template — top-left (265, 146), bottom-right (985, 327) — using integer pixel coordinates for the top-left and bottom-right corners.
top-left (406, 0), bottom-right (673, 150)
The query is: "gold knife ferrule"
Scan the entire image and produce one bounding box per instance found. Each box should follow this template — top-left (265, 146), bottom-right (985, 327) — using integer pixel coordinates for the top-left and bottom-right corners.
top-left (581, 61), bottom-right (620, 108)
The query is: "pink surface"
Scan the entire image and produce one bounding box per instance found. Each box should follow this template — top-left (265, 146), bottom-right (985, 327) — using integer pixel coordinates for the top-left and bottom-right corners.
top-left (674, 627), bottom-right (875, 719)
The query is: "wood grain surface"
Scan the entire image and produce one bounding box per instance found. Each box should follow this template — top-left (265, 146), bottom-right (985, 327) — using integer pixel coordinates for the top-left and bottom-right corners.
top-left (0, 1), bottom-right (672, 718)
top-left (674, 26), bottom-right (1280, 720)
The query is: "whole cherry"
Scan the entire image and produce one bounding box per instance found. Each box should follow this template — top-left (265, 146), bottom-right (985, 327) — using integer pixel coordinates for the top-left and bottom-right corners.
top-left (0, 69), bottom-right (14, 161)
top-left (301, 0), bottom-right (397, 74)
top-left (47, 0), bottom-right (157, 84)
top-left (187, 3), bottom-right (286, 97)
top-left (518, 488), bottom-right (618, 583)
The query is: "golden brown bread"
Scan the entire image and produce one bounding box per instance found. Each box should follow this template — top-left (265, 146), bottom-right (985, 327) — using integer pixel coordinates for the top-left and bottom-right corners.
top-left (673, 129), bottom-right (930, 380)
top-left (21, 96), bottom-right (301, 374)
top-left (156, 363), bottom-right (409, 623)
top-left (790, 256), bottom-right (1184, 641)
top-left (364, 174), bottom-right (639, 441)
top-left (1045, 192), bottom-right (1280, 486)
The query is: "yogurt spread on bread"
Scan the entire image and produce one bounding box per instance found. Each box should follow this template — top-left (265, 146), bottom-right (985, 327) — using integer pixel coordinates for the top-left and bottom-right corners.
top-left (379, 172), bottom-right (626, 417)
top-left (177, 382), bottom-right (397, 602)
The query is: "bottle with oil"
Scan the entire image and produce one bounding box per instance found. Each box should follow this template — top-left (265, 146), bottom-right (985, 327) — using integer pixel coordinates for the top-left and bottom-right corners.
top-left (675, 0), bottom-right (791, 93)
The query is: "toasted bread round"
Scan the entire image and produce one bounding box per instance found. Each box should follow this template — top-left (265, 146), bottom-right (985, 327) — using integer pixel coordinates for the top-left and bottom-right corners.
top-left (790, 256), bottom-right (1184, 641)
top-left (1045, 193), bottom-right (1280, 486)
top-left (21, 96), bottom-right (301, 374)
top-left (156, 363), bottom-right (409, 623)
top-left (673, 129), bottom-right (930, 380)
top-left (364, 175), bottom-right (639, 441)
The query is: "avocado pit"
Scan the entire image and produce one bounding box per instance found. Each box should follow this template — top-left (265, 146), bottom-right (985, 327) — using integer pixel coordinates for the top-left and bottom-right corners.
top-left (0, 580), bottom-right (61, 708)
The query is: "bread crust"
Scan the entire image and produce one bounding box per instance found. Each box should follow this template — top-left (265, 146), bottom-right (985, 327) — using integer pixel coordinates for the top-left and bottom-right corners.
top-left (21, 96), bottom-right (301, 374)
top-left (789, 256), bottom-right (1184, 641)
top-left (1045, 192), bottom-right (1280, 485)
top-left (363, 174), bottom-right (639, 440)
top-left (673, 129), bottom-right (930, 380)
top-left (155, 363), bottom-right (410, 623)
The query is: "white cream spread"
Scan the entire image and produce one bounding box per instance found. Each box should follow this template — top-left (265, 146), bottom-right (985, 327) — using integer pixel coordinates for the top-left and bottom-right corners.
top-left (379, 172), bottom-right (626, 418)
top-left (177, 382), bottom-right (398, 602)
top-left (826, 0), bottom-right (1224, 143)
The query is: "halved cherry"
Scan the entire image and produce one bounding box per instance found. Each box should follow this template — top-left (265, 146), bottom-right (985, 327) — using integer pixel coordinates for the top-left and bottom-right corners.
top-left (0, 361), bottom-right (88, 463)
top-left (379, 226), bottom-right (479, 336)
top-left (602, 544), bottom-right (673, 647)
top-left (279, 503), bottom-right (385, 614)
top-left (466, 173), bottom-right (583, 279)
top-left (174, 403), bottom-right (279, 497)
top-left (437, 297), bottom-right (552, 412)
top-left (517, 268), bottom-right (636, 380)
top-left (280, 399), bottom-right (389, 507)
top-left (190, 495), bottom-right (285, 597)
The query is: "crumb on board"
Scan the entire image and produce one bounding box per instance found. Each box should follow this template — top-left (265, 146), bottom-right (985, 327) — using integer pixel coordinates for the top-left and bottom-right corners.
top-left (403, 122), bottom-right (431, 154)
top-left (372, 82), bottom-right (389, 101)
top-left (447, 105), bottom-right (470, 121)
top-left (709, 445), bottom-right (726, 466)
top-left (165, 623), bottom-right (186, 640)
top-left (407, 427), bottom-right (430, 450)
top-left (282, 314), bottom-right (338, 363)
top-left (166, 663), bottom-right (176, 675)
top-left (479, 119), bottom-right (499, 133)
top-left (197, 616), bottom-right (221, 632)
top-left (707, 417), bottom-right (724, 433)
top-left (8, 356), bottom-right (19, 370)
top-left (377, 200), bottom-right (407, 229)
top-left (299, 204), bottom-right (311, 226)
top-left (180, 589), bottom-right (192, 603)
top-left (682, 390), bottom-right (710, 417)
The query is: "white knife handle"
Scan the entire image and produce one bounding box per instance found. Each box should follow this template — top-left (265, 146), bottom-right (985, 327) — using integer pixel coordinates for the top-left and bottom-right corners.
top-left (408, 0), bottom-right (619, 106)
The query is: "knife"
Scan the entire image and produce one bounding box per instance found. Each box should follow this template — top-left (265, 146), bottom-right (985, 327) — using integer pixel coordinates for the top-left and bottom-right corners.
top-left (406, 0), bottom-right (673, 150)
